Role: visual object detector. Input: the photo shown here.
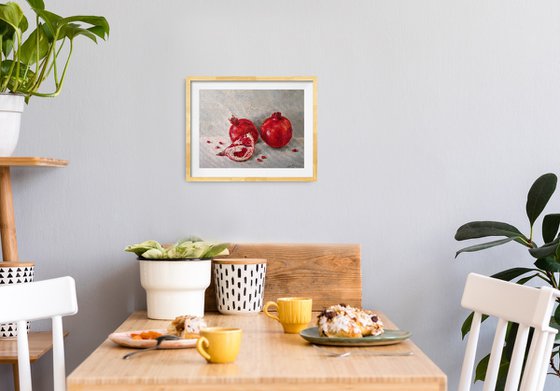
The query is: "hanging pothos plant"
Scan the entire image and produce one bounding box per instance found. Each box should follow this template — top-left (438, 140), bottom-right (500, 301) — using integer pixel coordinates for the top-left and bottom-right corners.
top-left (0, 0), bottom-right (109, 102)
top-left (455, 173), bottom-right (560, 388)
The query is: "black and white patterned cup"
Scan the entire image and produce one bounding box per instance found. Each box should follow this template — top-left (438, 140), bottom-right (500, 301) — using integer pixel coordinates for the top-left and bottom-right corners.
top-left (0, 262), bottom-right (34, 338)
top-left (213, 259), bottom-right (267, 315)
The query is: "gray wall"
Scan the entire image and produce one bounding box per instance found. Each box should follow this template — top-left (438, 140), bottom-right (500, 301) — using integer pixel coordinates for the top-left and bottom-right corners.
top-left (1, 0), bottom-right (559, 389)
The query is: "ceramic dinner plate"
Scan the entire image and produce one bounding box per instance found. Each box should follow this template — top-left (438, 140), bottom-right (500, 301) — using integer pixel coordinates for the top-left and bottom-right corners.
top-left (299, 327), bottom-right (412, 347)
top-left (108, 329), bottom-right (197, 349)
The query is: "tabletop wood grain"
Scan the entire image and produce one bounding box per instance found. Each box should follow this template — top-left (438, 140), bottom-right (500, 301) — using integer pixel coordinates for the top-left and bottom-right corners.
top-left (67, 311), bottom-right (446, 391)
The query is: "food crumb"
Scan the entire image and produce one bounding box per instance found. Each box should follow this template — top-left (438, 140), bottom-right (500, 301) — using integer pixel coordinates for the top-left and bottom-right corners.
top-left (292, 148), bottom-right (299, 152)
top-left (261, 155), bottom-right (267, 159)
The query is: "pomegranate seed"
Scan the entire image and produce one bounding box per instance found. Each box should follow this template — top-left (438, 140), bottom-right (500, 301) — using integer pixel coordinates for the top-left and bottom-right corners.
top-left (219, 141), bottom-right (224, 145)
top-left (215, 146), bottom-right (220, 149)
top-left (257, 159), bottom-right (262, 162)
top-left (206, 140), bottom-right (212, 144)
top-left (261, 155), bottom-right (267, 159)
top-left (292, 148), bottom-right (299, 152)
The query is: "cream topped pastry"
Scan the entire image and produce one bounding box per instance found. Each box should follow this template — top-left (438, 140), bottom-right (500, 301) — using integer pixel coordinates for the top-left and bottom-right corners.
top-left (167, 315), bottom-right (207, 339)
top-left (317, 304), bottom-right (384, 338)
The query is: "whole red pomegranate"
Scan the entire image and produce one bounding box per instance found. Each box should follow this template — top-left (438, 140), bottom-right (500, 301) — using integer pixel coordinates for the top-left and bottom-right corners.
top-left (217, 133), bottom-right (255, 162)
top-left (260, 112), bottom-right (292, 148)
top-left (229, 115), bottom-right (259, 143)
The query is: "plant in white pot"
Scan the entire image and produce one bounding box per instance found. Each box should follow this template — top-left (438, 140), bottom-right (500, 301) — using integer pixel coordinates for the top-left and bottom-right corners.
top-left (125, 237), bottom-right (229, 320)
top-left (0, 0), bottom-right (109, 155)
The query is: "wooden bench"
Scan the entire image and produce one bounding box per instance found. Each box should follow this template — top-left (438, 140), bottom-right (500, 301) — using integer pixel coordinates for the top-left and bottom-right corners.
top-left (205, 243), bottom-right (361, 311)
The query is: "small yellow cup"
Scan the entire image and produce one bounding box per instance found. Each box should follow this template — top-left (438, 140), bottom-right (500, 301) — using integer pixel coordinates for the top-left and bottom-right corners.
top-left (263, 297), bottom-right (313, 334)
top-left (196, 327), bottom-right (242, 364)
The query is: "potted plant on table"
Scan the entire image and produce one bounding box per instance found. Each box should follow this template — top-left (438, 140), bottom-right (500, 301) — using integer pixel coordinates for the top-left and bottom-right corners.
top-left (0, 0), bottom-right (109, 155)
top-left (125, 237), bottom-right (229, 320)
top-left (455, 173), bottom-right (560, 388)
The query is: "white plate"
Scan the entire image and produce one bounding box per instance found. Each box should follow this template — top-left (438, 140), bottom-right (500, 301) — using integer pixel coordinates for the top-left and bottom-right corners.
top-left (108, 329), bottom-right (197, 349)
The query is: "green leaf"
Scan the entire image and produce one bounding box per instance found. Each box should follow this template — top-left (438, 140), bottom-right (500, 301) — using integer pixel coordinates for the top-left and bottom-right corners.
top-left (455, 221), bottom-right (526, 241)
top-left (491, 267), bottom-right (535, 282)
top-left (0, 22), bottom-right (15, 56)
top-left (554, 305), bottom-right (560, 326)
top-left (61, 15), bottom-right (109, 39)
top-left (0, 3), bottom-right (28, 34)
top-left (455, 237), bottom-right (516, 258)
top-left (60, 23), bottom-right (98, 42)
top-left (19, 25), bottom-right (49, 64)
top-left (542, 214), bottom-right (560, 244)
top-left (31, 8), bottom-right (62, 41)
top-left (202, 243), bottom-right (230, 259)
top-left (25, 0), bottom-right (45, 10)
top-left (516, 273), bottom-right (538, 285)
top-left (534, 257), bottom-right (560, 272)
top-left (526, 173), bottom-right (557, 228)
top-left (124, 240), bottom-right (163, 257)
top-left (528, 238), bottom-right (560, 258)
top-left (141, 248), bottom-right (167, 259)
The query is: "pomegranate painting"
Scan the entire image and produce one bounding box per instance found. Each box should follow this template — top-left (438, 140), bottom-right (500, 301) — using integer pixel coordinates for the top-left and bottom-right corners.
top-left (192, 81), bottom-right (315, 181)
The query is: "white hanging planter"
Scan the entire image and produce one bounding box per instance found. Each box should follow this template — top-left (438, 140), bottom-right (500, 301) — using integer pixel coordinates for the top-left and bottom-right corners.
top-left (139, 259), bottom-right (211, 320)
top-left (0, 94), bottom-right (24, 157)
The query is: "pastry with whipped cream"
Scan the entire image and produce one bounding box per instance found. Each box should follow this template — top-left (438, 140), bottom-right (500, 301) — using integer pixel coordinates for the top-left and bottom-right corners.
top-left (167, 315), bottom-right (207, 339)
top-left (317, 304), bottom-right (384, 338)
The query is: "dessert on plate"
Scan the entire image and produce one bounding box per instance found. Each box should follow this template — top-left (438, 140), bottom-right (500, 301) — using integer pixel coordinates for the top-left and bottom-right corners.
top-left (317, 304), bottom-right (384, 338)
top-left (167, 315), bottom-right (207, 339)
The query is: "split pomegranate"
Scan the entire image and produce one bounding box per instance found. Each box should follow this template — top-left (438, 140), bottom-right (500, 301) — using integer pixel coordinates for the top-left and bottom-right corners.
top-left (229, 115), bottom-right (259, 143)
top-left (260, 112), bottom-right (292, 148)
top-left (217, 133), bottom-right (255, 162)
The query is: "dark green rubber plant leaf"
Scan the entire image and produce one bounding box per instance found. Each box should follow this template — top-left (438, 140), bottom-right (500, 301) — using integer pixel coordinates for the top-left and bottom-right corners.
top-left (455, 238), bottom-right (516, 258)
top-left (526, 173), bottom-right (557, 227)
top-left (554, 305), bottom-right (560, 327)
top-left (455, 221), bottom-right (527, 241)
top-left (529, 238), bottom-right (560, 258)
top-left (491, 267), bottom-right (535, 282)
top-left (542, 214), bottom-right (560, 244)
top-left (534, 257), bottom-right (560, 273)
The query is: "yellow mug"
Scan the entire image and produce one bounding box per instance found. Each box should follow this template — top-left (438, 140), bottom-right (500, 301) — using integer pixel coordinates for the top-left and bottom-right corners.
top-left (196, 327), bottom-right (242, 364)
top-left (263, 297), bottom-right (313, 334)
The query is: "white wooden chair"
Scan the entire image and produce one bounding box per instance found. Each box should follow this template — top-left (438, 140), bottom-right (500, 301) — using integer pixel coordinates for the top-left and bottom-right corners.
top-left (459, 272), bottom-right (560, 391)
top-left (0, 276), bottom-right (78, 391)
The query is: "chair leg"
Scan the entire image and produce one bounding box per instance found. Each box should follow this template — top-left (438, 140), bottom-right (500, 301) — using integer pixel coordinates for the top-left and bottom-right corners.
top-left (12, 362), bottom-right (19, 391)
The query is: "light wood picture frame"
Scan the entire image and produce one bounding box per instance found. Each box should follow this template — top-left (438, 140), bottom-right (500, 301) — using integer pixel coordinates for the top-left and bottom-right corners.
top-left (186, 76), bottom-right (317, 182)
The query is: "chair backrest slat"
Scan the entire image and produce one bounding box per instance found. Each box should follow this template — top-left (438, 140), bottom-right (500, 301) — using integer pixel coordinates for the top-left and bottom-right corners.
top-left (0, 276), bottom-right (78, 391)
top-left (504, 324), bottom-right (530, 391)
top-left (483, 318), bottom-right (508, 391)
top-left (459, 273), bottom-right (560, 391)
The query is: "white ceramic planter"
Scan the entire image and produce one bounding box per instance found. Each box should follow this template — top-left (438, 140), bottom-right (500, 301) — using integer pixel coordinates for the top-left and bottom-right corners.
top-left (139, 259), bottom-right (211, 320)
top-left (0, 94), bottom-right (25, 157)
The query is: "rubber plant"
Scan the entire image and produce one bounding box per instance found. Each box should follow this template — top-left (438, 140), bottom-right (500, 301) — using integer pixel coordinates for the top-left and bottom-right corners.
top-left (0, 0), bottom-right (109, 102)
top-left (455, 173), bottom-right (560, 389)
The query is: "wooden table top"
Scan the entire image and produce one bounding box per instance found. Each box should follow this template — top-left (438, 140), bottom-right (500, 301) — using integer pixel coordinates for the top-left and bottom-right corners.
top-left (67, 311), bottom-right (446, 391)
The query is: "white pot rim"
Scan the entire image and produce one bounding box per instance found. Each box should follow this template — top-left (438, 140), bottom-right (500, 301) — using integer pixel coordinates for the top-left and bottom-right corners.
top-left (138, 258), bottom-right (211, 263)
top-left (0, 93), bottom-right (25, 113)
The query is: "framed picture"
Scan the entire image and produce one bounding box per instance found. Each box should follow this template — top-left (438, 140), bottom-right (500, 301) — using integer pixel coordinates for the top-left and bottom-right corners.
top-left (186, 76), bottom-right (317, 182)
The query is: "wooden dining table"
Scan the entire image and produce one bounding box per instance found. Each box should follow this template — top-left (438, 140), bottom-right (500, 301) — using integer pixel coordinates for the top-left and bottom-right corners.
top-left (67, 311), bottom-right (447, 391)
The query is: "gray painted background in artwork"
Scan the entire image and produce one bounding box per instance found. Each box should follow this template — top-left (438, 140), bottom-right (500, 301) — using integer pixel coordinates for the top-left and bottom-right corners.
top-left (198, 89), bottom-right (304, 168)
top-left (1, 1), bottom-right (559, 390)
